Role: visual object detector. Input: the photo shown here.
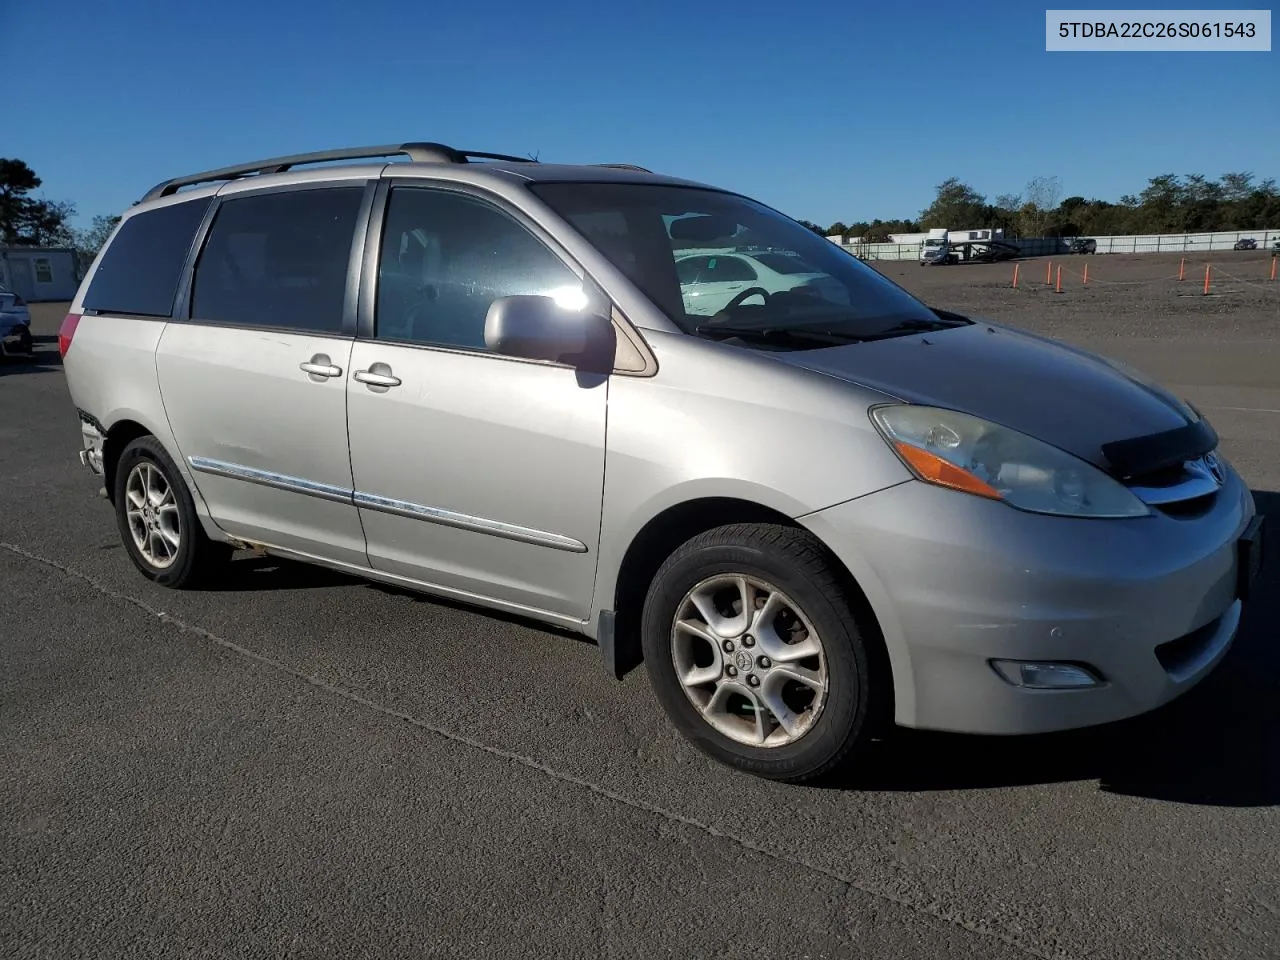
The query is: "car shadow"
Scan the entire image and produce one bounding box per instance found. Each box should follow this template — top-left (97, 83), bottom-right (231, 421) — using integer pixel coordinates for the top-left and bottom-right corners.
top-left (0, 340), bottom-right (62, 375)
top-left (203, 553), bottom-right (361, 592)
top-left (365, 581), bottom-right (595, 646)
top-left (834, 489), bottom-right (1279, 808)
top-left (208, 552), bottom-right (592, 645)
top-left (188, 489), bottom-right (1276, 806)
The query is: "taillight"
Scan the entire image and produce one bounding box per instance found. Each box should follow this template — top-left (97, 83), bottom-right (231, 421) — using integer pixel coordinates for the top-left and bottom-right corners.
top-left (58, 313), bottom-right (82, 358)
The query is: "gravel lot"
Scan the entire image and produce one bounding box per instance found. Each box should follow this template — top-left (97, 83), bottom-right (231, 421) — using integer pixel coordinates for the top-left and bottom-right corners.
top-left (2, 258), bottom-right (1278, 960)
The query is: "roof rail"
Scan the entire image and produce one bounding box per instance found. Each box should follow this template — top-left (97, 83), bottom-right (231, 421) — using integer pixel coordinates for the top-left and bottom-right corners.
top-left (591, 163), bottom-right (653, 173)
top-left (140, 142), bottom-right (538, 202)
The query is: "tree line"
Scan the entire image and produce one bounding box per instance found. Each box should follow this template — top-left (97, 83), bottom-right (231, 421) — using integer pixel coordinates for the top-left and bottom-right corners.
top-left (1, 158), bottom-right (120, 269)
top-left (5, 156), bottom-right (1279, 263)
top-left (798, 172), bottom-right (1280, 242)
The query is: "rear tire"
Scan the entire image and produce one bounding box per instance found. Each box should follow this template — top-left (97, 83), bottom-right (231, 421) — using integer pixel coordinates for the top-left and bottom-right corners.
top-left (641, 523), bottom-right (883, 783)
top-left (113, 436), bottom-right (231, 588)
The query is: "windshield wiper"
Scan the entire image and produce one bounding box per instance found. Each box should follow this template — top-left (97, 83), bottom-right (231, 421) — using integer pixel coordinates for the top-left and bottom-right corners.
top-left (856, 316), bottom-right (969, 341)
top-left (694, 324), bottom-right (863, 348)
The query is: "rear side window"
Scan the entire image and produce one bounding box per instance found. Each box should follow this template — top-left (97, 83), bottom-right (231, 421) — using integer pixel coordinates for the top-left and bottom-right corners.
top-left (82, 197), bottom-right (213, 317)
top-left (191, 187), bottom-right (363, 334)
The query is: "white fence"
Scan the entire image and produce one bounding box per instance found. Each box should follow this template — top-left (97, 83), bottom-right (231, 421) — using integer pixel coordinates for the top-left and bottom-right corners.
top-left (843, 228), bottom-right (1280, 262)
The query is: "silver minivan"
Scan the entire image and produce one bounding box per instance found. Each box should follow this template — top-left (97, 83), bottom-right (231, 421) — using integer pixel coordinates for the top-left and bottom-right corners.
top-left (60, 142), bottom-right (1264, 782)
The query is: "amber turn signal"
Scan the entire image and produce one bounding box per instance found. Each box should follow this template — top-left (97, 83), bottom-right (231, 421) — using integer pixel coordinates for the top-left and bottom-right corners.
top-left (894, 442), bottom-right (1003, 500)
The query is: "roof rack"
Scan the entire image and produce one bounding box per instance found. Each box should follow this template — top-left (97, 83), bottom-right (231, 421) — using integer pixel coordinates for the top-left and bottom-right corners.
top-left (140, 142), bottom-right (538, 202)
top-left (591, 163), bottom-right (653, 173)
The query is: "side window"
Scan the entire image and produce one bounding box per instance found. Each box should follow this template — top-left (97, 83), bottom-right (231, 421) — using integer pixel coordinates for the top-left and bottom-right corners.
top-left (82, 197), bottom-right (213, 317)
top-left (375, 187), bottom-right (580, 351)
top-left (676, 256), bottom-right (708, 283)
top-left (678, 255), bottom-right (756, 284)
top-left (709, 256), bottom-right (757, 282)
top-left (191, 187), bottom-right (363, 333)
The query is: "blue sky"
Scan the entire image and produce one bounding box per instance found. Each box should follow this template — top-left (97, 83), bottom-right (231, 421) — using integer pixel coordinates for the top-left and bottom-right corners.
top-left (4, 0), bottom-right (1276, 229)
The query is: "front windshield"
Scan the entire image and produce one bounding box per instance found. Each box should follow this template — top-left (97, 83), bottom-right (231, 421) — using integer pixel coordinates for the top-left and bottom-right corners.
top-left (530, 182), bottom-right (943, 342)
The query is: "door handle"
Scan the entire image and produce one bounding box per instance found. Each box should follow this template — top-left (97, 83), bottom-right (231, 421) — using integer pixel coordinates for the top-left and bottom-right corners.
top-left (300, 354), bottom-right (342, 380)
top-left (353, 363), bottom-right (402, 389)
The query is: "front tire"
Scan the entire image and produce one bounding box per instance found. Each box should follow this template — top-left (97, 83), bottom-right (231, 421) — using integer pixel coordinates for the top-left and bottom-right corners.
top-left (113, 436), bottom-right (231, 588)
top-left (641, 523), bottom-right (883, 783)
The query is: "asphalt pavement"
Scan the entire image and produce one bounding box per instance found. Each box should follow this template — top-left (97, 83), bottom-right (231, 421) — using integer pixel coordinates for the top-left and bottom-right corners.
top-left (2, 303), bottom-right (1278, 960)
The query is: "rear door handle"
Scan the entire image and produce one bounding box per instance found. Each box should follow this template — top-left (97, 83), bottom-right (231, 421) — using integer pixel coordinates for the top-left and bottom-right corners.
top-left (353, 363), bottom-right (402, 389)
top-left (300, 354), bottom-right (343, 380)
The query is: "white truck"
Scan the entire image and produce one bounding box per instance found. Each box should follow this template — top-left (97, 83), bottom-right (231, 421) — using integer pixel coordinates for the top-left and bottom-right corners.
top-left (919, 227), bottom-right (1019, 265)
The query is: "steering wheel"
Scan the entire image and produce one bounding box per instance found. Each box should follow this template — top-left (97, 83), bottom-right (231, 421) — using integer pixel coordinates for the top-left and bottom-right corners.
top-left (724, 286), bottom-right (771, 310)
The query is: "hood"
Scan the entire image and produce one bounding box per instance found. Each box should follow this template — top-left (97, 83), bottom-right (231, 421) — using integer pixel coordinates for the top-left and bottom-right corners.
top-left (775, 320), bottom-right (1208, 476)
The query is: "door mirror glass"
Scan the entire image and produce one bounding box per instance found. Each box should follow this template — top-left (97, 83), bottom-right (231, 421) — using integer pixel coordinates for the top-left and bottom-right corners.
top-left (484, 294), bottom-right (616, 370)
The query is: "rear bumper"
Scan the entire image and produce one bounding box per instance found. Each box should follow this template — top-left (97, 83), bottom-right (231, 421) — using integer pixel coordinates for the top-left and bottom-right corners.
top-left (78, 417), bottom-right (105, 476)
top-left (0, 324), bottom-right (33, 357)
top-left (802, 465), bottom-right (1259, 735)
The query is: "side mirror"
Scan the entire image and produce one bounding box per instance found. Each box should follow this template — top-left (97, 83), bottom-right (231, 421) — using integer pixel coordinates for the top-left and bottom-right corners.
top-left (484, 294), bottom-right (616, 370)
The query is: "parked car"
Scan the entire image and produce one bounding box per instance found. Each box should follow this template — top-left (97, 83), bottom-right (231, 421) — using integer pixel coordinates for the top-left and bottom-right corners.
top-left (1233, 238), bottom-right (1258, 251)
top-left (0, 282), bottom-right (33, 358)
top-left (60, 142), bottom-right (1265, 783)
top-left (1068, 237), bottom-right (1097, 254)
top-left (676, 250), bottom-right (844, 315)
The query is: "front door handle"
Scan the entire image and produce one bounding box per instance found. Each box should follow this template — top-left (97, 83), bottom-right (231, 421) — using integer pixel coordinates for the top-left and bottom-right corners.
top-left (300, 354), bottom-right (343, 381)
top-left (353, 362), bottom-right (402, 390)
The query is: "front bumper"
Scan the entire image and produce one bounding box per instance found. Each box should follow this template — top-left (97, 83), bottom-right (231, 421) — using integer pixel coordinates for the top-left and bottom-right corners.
top-left (802, 465), bottom-right (1259, 735)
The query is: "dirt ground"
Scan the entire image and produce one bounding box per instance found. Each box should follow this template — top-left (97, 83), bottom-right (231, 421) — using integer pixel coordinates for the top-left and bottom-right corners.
top-left (871, 251), bottom-right (1280, 343)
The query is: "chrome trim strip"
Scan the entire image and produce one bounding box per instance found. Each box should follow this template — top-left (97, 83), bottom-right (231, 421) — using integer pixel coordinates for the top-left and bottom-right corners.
top-left (187, 456), bottom-right (587, 553)
top-left (187, 457), bottom-right (354, 505)
top-left (245, 541), bottom-right (585, 630)
top-left (353, 491), bottom-right (588, 553)
top-left (1130, 457), bottom-right (1223, 506)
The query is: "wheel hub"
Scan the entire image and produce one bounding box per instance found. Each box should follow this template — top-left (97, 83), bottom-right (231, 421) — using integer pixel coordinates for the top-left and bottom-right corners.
top-left (124, 461), bottom-right (181, 570)
top-left (670, 573), bottom-right (828, 748)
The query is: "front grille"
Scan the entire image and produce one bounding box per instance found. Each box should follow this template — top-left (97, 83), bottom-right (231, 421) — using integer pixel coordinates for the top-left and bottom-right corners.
top-left (1155, 494), bottom-right (1218, 519)
top-left (1125, 452), bottom-right (1224, 512)
top-left (1129, 463), bottom-right (1188, 487)
top-left (1101, 418), bottom-right (1219, 480)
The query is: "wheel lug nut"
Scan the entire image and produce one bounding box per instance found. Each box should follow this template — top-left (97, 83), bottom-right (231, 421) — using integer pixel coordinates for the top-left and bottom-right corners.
top-left (727, 666), bottom-right (738, 677)
top-left (747, 675), bottom-right (760, 687)
top-left (723, 640), bottom-right (734, 653)
top-left (743, 635), bottom-right (754, 647)
top-left (758, 656), bottom-right (771, 669)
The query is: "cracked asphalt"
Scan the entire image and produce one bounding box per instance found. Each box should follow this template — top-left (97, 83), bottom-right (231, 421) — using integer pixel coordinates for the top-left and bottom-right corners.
top-left (3, 277), bottom-right (1279, 959)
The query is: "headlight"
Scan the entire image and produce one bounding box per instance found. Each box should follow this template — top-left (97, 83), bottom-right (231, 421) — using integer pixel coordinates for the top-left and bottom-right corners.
top-left (870, 405), bottom-right (1150, 518)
